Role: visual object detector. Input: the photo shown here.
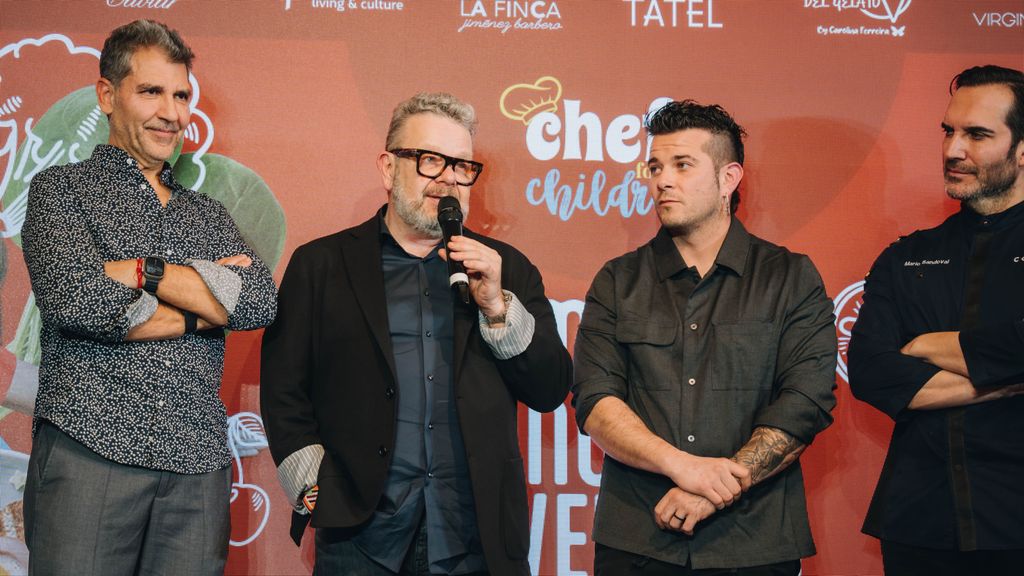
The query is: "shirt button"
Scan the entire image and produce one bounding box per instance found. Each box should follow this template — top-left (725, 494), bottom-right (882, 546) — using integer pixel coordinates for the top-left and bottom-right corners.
top-left (158, 400), bottom-right (165, 407)
top-left (164, 360), bottom-right (171, 367)
top-left (427, 472), bottom-right (434, 478)
top-left (689, 323), bottom-right (698, 331)
top-left (427, 374), bottom-right (434, 381)
top-left (126, 158), bottom-right (134, 165)
top-left (166, 249), bottom-right (173, 256)
top-left (385, 387), bottom-right (395, 399)
top-left (140, 183), bottom-right (147, 190)
top-left (428, 423), bottom-right (434, 430)
top-left (378, 446), bottom-right (388, 457)
top-left (687, 435), bottom-right (695, 442)
top-left (424, 289), bottom-right (430, 296)
top-left (954, 464), bottom-right (964, 472)
top-left (688, 378), bottom-right (696, 386)
top-left (425, 330), bottom-right (432, 337)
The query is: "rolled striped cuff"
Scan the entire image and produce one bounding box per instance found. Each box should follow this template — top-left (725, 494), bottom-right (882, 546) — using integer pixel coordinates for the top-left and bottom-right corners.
top-left (478, 291), bottom-right (535, 360)
top-left (276, 443), bottom-right (324, 515)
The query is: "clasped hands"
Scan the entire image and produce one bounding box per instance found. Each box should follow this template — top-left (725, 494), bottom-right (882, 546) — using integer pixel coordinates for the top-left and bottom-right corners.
top-left (654, 452), bottom-right (751, 536)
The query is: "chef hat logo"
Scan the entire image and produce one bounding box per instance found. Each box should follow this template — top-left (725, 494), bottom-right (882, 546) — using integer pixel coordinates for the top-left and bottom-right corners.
top-left (499, 76), bottom-right (563, 125)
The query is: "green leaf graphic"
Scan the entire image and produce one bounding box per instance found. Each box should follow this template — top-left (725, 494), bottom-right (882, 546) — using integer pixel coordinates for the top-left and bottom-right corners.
top-left (173, 153), bottom-right (286, 270)
top-left (2, 87), bottom-right (108, 247)
top-left (6, 292), bottom-right (40, 364)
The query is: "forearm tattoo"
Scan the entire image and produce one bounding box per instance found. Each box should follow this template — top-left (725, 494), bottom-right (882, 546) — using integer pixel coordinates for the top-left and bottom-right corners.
top-left (731, 426), bottom-right (806, 485)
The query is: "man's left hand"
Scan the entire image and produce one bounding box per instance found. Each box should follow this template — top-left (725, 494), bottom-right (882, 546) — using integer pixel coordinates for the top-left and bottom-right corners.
top-left (653, 487), bottom-right (718, 535)
top-left (441, 236), bottom-right (504, 318)
top-left (901, 331), bottom-right (968, 377)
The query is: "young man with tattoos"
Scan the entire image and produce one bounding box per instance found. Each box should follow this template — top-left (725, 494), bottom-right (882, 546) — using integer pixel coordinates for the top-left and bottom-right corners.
top-left (572, 100), bottom-right (837, 575)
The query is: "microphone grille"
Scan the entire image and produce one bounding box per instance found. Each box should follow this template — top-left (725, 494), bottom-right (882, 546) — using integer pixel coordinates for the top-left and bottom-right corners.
top-left (437, 196), bottom-right (463, 222)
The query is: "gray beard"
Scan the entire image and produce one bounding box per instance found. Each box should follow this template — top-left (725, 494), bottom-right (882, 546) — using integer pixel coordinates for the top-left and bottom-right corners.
top-left (392, 183), bottom-right (443, 239)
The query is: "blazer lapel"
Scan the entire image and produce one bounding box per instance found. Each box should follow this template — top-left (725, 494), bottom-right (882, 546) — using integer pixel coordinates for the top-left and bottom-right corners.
top-left (341, 215), bottom-right (397, 383)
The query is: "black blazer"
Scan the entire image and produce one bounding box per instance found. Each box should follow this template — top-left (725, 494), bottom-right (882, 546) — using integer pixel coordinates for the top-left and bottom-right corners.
top-left (260, 210), bottom-right (572, 575)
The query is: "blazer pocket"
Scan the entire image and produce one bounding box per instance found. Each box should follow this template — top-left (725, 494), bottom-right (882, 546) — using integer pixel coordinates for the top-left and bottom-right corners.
top-left (616, 319), bottom-right (677, 390)
top-left (500, 457), bottom-right (530, 560)
top-left (710, 320), bottom-right (776, 390)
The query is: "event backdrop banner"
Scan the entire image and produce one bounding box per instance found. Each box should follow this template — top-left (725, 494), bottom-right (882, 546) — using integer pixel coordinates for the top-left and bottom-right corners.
top-left (0, 1), bottom-right (1021, 574)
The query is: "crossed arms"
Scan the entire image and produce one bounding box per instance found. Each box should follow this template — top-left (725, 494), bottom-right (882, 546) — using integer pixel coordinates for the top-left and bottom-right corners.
top-left (848, 248), bottom-right (1024, 417)
top-left (22, 168), bottom-right (276, 343)
top-left (103, 255), bottom-right (250, 340)
top-left (899, 332), bottom-right (1022, 408)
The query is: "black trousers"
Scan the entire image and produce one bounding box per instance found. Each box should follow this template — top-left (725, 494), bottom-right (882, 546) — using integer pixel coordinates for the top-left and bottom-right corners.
top-left (595, 543), bottom-right (800, 576)
top-left (881, 540), bottom-right (1024, 576)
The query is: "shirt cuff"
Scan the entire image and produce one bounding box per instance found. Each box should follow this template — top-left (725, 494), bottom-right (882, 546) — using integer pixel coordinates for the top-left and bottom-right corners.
top-left (125, 290), bottom-right (158, 329)
top-left (478, 291), bottom-right (535, 360)
top-left (277, 443), bottom-right (324, 515)
top-left (189, 260), bottom-right (242, 315)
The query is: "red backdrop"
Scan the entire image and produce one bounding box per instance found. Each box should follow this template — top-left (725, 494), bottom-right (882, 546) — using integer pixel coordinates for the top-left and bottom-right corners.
top-left (1, 1), bottom-right (1021, 574)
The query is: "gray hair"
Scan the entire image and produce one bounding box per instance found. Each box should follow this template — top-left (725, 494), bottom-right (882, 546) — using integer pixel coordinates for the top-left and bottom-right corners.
top-left (385, 92), bottom-right (477, 150)
top-left (100, 19), bottom-right (194, 86)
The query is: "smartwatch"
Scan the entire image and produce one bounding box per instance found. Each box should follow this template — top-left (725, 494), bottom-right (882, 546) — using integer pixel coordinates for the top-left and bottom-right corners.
top-left (142, 256), bottom-right (165, 294)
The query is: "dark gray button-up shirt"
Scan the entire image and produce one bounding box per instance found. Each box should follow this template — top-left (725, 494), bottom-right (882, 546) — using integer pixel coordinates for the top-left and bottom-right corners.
top-left (573, 219), bottom-right (836, 569)
top-left (352, 220), bottom-right (484, 574)
top-left (22, 145), bottom-right (277, 474)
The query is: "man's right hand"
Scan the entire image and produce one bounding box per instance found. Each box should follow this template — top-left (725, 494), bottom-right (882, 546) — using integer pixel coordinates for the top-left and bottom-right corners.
top-left (666, 452), bottom-right (751, 509)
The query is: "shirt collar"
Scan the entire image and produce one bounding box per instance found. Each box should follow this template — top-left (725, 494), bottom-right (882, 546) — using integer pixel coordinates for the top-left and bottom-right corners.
top-left (89, 144), bottom-right (186, 196)
top-left (652, 217), bottom-right (751, 282)
top-left (959, 198), bottom-right (1024, 233)
top-left (377, 206), bottom-right (441, 260)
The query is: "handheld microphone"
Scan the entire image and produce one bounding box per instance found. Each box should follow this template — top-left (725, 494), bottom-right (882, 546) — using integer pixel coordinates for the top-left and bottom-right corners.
top-left (437, 196), bottom-right (470, 304)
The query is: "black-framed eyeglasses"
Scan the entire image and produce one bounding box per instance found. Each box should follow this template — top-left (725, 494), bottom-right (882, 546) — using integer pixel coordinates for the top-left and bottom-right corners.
top-left (389, 148), bottom-right (484, 186)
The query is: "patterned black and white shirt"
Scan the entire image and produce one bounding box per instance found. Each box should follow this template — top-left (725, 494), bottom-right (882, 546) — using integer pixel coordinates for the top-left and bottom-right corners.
top-left (21, 144), bottom-right (277, 474)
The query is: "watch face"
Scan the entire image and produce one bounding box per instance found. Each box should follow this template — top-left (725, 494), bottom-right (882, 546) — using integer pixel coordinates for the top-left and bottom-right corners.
top-left (144, 257), bottom-right (165, 278)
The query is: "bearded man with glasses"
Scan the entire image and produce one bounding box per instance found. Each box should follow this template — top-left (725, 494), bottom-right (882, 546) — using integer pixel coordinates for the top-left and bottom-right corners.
top-left (261, 92), bottom-right (572, 575)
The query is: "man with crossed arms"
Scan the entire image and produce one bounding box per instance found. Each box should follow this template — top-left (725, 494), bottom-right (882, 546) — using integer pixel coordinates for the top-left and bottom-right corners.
top-left (849, 65), bottom-right (1024, 576)
top-left (22, 19), bottom-right (277, 575)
